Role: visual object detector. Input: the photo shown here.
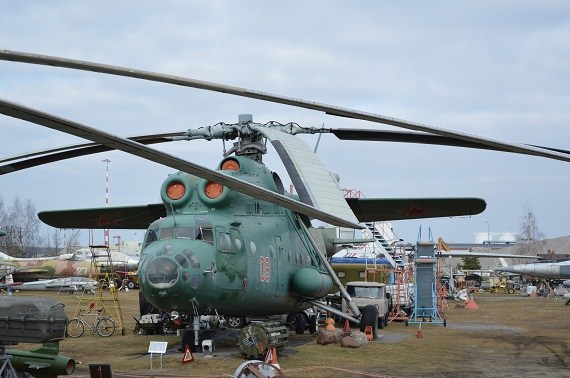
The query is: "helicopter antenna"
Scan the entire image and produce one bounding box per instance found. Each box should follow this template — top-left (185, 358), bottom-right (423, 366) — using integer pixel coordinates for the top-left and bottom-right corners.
top-left (169, 202), bottom-right (177, 227)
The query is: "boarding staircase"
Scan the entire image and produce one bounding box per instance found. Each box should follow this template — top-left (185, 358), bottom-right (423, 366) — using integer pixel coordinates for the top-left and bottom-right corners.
top-left (361, 221), bottom-right (403, 268)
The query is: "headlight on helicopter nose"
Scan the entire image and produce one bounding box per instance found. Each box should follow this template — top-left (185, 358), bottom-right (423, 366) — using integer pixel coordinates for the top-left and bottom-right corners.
top-left (146, 257), bottom-right (179, 289)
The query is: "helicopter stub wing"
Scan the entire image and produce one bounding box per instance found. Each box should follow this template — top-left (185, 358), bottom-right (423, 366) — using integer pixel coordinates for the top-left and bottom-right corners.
top-left (346, 197), bottom-right (486, 222)
top-left (38, 204), bottom-right (166, 229)
top-left (253, 126), bottom-right (361, 226)
top-left (0, 99), bottom-right (363, 230)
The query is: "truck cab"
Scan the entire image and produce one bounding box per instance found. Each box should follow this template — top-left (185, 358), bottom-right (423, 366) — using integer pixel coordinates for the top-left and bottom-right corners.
top-left (342, 281), bottom-right (390, 328)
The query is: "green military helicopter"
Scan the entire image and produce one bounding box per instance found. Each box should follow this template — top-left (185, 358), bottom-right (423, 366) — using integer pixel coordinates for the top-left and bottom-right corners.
top-left (1, 51), bottom-right (570, 350)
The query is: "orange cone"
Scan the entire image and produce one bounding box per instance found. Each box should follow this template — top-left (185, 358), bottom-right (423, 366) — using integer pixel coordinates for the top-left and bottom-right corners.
top-left (264, 347), bottom-right (280, 369)
top-left (530, 290), bottom-right (537, 298)
top-left (465, 296), bottom-right (479, 310)
top-left (364, 326), bottom-right (373, 341)
top-left (415, 323), bottom-right (423, 338)
top-left (343, 319), bottom-right (350, 333)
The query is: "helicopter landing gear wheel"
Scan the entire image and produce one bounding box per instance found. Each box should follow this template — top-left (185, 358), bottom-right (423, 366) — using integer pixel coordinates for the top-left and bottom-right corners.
top-left (227, 316), bottom-right (246, 329)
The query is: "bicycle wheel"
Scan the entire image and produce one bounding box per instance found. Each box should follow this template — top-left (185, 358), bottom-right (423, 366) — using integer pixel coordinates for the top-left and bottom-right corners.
top-left (66, 318), bottom-right (85, 338)
top-left (96, 317), bottom-right (116, 337)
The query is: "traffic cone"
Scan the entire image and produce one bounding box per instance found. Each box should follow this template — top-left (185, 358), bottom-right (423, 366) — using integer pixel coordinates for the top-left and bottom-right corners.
top-left (530, 290), bottom-right (537, 298)
top-left (181, 345), bottom-right (194, 364)
top-left (415, 323), bottom-right (423, 338)
top-left (264, 347), bottom-right (280, 369)
top-left (465, 296), bottom-right (479, 310)
top-left (364, 326), bottom-right (373, 341)
top-left (343, 319), bottom-right (350, 333)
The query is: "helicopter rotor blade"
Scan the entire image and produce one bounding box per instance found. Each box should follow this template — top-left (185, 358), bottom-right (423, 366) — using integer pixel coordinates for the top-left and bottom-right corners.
top-left (0, 99), bottom-right (363, 230)
top-left (1, 50), bottom-right (569, 163)
top-left (0, 132), bottom-right (184, 175)
top-left (328, 129), bottom-right (570, 155)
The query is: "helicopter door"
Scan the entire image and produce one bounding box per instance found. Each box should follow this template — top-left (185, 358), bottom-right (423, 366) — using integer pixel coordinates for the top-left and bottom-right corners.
top-left (215, 226), bottom-right (247, 289)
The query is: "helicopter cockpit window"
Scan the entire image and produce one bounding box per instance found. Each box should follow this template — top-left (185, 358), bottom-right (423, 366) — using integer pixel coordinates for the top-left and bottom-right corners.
top-left (218, 232), bottom-right (232, 253)
top-left (177, 227), bottom-right (200, 239)
top-left (160, 227), bottom-right (174, 239)
top-left (201, 228), bottom-right (213, 244)
top-left (195, 217), bottom-right (214, 244)
top-left (143, 219), bottom-right (163, 248)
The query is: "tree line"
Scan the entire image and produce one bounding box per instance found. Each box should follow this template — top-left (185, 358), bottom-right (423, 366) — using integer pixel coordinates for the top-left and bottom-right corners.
top-left (0, 196), bottom-right (81, 258)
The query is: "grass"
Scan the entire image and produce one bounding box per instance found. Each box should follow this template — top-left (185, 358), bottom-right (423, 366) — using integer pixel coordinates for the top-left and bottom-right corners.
top-left (8, 290), bottom-right (570, 377)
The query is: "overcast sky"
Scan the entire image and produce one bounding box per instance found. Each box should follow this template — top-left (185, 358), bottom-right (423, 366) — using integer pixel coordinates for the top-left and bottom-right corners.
top-left (1, 1), bottom-right (569, 247)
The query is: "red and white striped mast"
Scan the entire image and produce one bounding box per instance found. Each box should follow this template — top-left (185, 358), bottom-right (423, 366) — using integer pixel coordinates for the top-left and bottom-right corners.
top-left (102, 158), bottom-right (111, 247)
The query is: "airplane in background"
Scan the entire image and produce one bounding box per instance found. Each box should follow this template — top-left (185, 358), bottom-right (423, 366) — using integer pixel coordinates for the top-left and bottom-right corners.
top-left (0, 248), bottom-right (127, 283)
top-left (496, 260), bottom-right (570, 305)
top-left (59, 247), bottom-right (139, 271)
top-left (495, 259), bottom-right (570, 280)
top-left (0, 231), bottom-right (138, 282)
top-left (1, 276), bottom-right (98, 293)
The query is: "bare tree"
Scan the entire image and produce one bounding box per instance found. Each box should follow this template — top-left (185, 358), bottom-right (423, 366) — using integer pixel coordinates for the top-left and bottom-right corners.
top-left (44, 227), bottom-right (84, 256)
top-left (44, 228), bottom-right (63, 257)
top-left (0, 196), bottom-right (43, 257)
top-left (516, 204), bottom-right (545, 243)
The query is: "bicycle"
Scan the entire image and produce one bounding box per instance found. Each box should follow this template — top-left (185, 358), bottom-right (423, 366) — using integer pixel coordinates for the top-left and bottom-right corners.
top-left (66, 306), bottom-right (116, 338)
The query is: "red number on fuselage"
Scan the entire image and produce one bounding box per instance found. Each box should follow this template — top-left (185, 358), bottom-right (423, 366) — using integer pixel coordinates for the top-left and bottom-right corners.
top-left (260, 256), bottom-right (270, 282)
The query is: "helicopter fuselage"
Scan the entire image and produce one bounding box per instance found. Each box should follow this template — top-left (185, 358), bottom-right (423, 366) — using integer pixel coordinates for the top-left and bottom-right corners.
top-left (137, 155), bottom-right (334, 317)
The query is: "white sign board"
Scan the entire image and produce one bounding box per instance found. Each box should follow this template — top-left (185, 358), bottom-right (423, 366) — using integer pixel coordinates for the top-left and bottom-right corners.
top-left (148, 341), bottom-right (168, 354)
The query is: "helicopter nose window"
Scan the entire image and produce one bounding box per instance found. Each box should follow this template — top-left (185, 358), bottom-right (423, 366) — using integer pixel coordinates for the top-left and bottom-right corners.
top-left (146, 258), bottom-right (179, 289)
top-left (183, 250), bottom-right (200, 268)
top-left (175, 254), bottom-right (189, 268)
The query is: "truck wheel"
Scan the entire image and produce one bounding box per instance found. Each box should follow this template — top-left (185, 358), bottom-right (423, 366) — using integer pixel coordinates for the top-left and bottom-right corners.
top-left (295, 313), bottom-right (306, 334)
top-left (359, 304), bottom-right (378, 339)
top-left (308, 314), bottom-right (317, 334)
